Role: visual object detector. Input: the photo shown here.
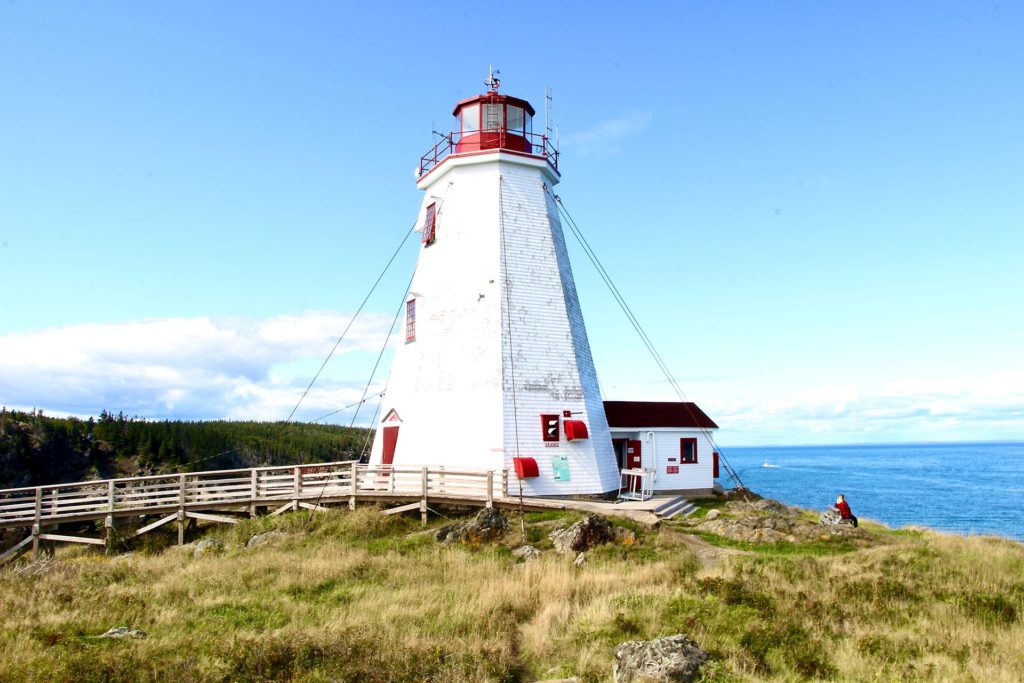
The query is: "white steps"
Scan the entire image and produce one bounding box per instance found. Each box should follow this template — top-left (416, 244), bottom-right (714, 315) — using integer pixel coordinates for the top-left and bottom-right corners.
top-left (653, 496), bottom-right (697, 520)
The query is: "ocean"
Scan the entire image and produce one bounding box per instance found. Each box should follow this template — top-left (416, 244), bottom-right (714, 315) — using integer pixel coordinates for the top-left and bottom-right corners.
top-left (720, 442), bottom-right (1024, 542)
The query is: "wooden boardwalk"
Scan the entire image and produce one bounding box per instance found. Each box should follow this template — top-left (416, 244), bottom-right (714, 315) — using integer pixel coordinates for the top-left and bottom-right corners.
top-left (0, 461), bottom-right (567, 565)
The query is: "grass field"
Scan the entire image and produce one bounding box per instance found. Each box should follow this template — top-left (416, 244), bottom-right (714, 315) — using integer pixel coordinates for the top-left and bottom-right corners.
top-left (1, 504), bottom-right (1022, 682)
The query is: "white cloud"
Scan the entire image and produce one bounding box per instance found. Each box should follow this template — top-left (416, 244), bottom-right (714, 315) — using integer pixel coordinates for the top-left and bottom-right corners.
top-left (0, 312), bottom-right (397, 425)
top-left (561, 111), bottom-right (652, 156)
top-left (705, 371), bottom-right (1024, 445)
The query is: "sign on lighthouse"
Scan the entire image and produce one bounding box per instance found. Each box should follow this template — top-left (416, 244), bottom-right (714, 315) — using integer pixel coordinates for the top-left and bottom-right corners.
top-left (369, 77), bottom-right (620, 496)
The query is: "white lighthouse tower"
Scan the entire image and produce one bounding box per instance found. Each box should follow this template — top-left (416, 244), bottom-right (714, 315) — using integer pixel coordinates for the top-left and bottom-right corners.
top-left (368, 78), bottom-right (620, 496)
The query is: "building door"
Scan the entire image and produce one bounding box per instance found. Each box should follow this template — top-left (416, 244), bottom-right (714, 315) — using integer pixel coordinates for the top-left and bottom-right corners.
top-left (612, 438), bottom-right (629, 471)
top-left (623, 440), bottom-right (642, 493)
top-left (382, 427), bottom-right (399, 466)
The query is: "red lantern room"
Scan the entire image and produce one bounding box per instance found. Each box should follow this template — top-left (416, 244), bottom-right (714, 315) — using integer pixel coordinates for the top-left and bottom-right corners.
top-left (452, 92), bottom-right (535, 155)
top-left (417, 69), bottom-right (559, 179)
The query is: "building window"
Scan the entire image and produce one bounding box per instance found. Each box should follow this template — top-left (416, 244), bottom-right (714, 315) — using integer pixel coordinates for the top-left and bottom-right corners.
top-left (680, 438), bottom-right (698, 464)
top-left (422, 202), bottom-right (436, 245)
top-left (405, 299), bottom-right (416, 342)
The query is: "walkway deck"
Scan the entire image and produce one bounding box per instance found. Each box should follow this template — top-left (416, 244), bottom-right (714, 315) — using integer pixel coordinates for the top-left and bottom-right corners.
top-left (0, 461), bottom-right (694, 565)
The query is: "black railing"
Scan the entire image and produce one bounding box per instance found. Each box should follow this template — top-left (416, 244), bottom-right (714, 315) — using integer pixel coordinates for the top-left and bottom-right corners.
top-left (418, 130), bottom-right (559, 177)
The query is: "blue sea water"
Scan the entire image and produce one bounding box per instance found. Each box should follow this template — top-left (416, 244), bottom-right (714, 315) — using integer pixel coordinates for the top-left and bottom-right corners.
top-left (720, 442), bottom-right (1024, 542)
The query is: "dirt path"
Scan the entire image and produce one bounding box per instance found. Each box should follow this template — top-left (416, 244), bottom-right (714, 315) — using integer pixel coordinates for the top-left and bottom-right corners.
top-left (661, 527), bottom-right (752, 570)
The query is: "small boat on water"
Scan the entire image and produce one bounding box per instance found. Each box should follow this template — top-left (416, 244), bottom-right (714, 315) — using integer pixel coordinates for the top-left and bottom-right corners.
top-left (762, 462), bottom-right (779, 468)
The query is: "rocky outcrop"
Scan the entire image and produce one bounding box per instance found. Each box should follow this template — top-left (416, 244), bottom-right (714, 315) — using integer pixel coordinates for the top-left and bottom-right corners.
top-left (193, 539), bottom-right (224, 558)
top-left (613, 634), bottom-right (708, 682)
top-left (693, 497), bottom-right (858, 543)
top-left (549, 515), bottom-right (618, 554)
top-left (246, 531), bottom-right (287, 549)
top-left (435, 507), bottom-right (509, 545)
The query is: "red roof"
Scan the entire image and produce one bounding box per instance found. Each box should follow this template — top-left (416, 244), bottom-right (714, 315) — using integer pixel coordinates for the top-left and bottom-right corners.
top-left (604, 401), bottom-right (719, 430)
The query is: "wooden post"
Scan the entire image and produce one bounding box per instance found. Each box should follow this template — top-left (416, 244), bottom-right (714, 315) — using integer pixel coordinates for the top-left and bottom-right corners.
top-left (439, 465), bottom-right (445, 494)
top-left (32, 487), bottom-right (42, 558)
top-left (420, 466), bottom-right (428, 526)
top-left (177, 473), bottom-right (187, 545)
top-left (486, 470), bottom-right (494, 508)
top-left (502, 469), bottom-right (509, 497)
top-left (49, 489), bottom-right (58, 518)
top-left (349, 461), bottom-right (358, 511)
top-left (293, 466), bottom-right (302, 512)
top-left (249, 468), bottom-right (258, 517)
top-left (105, 480), bottom-right (116, 554)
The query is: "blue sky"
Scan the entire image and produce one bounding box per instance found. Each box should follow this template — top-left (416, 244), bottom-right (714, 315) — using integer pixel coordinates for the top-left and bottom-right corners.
top-left (1, 1), bottom-right (1021, 445)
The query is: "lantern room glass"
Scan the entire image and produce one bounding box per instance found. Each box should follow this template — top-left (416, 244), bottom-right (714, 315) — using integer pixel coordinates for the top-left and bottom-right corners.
top-left (483, 103), bottom-right (503, 131)
top-left (461, 104), bottom-right (479, 133)
top-left (506, 106), bottom-right (524, 134)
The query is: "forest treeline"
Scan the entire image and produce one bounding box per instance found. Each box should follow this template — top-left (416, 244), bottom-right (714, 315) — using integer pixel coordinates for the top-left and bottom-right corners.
top-left (0, 408), bottom-right (372, 489)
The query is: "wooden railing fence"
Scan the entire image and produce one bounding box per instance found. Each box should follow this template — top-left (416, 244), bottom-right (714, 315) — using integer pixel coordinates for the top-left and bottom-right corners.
top-left (0, 462), bottom-right (513, 565)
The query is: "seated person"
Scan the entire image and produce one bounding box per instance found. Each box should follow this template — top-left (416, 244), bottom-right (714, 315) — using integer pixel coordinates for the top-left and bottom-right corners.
top-left (834, 494), bottom-right (858, 528)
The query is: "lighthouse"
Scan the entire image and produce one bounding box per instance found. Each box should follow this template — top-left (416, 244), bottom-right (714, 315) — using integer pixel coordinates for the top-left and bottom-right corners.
top-left (368, 77), bottom-right (620, 496)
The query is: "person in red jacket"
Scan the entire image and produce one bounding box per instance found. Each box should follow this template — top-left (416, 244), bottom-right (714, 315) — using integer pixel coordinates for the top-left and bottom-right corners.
top-left (834, 494), bottom-right (858, 528)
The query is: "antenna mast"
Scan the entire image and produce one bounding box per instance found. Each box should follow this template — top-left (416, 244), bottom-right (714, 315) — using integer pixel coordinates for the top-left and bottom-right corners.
top-left (544, 86), bottom-right (553, 139)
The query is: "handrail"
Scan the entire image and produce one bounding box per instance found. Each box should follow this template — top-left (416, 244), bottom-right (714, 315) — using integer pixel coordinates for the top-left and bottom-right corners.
top-left (0, 462), bottom-right (505, 528)
top-left (418, 130), bottom-right (559, 177)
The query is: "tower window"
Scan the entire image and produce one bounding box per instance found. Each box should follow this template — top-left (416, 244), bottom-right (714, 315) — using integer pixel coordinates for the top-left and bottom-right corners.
top-left (405, 299), bottom-right (416, 342)
top-left (422, 202), bottom-right (437, 245)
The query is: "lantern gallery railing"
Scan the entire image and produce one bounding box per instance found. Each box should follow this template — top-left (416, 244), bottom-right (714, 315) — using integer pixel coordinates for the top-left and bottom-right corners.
top-left (418, 130), bottom-right (559, 177)
top-left (0, 462), bottom-right (513, 564)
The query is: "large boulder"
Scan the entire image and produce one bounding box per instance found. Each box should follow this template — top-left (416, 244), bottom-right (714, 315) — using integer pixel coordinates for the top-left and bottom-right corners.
top-left (614, 634), bottom-right (708, 682)
top-left (435, 507), bottom-right (509, 545)
top-left (550, 515), bottom-right (617, 554)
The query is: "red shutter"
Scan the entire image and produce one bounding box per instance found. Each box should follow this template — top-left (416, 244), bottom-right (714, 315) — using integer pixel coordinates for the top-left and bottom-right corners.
top-left (564, 420), bottom-right (589, 440)
top-left (513, 457), bottom-right (539, 479)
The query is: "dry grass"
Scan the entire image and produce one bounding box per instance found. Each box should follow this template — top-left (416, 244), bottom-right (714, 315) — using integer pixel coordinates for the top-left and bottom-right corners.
top-left (0, 507), bottom-right (1021, 682)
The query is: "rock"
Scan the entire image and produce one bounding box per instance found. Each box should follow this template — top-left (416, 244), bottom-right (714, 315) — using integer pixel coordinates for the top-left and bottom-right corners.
top-left (468, 507), bottom-right (509, 540)
top-left (246, 531), bottom-right (287, 549)
top-left (98, 626), bottom-right (147, 640)
top-left (193, 539), bottom-right (224, 558)
top-left (613, 634), bottom-right (708, 683)
top-left (574, 552), bottom-right (587, 567)
top-left (435, 523), bottom-right (463, 544)
top-left (819, 509), bottom-right (842, 525)
top-left (434, 508), bottom-right (509, 545)
top-left (512, 545), bottom-right (541, 561)
top-left (550, 515), bottom-right (617, 554)
top-left (753, 499), bottom-right (789, 514)
top-left (705, 509), bottom-right (721, 521)
top-left (616, 528), bottom-right (637, 545)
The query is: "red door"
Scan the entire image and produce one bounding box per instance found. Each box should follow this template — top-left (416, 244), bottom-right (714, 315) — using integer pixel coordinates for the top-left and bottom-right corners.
top-left (623, 440), bottom-right (642, 492)
top-left (382, 427), bottom-right (399, 467)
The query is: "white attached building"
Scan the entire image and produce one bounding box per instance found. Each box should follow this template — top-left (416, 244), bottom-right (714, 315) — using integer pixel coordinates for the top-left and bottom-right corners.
top-left (605, 401), bottom-right (720, 497)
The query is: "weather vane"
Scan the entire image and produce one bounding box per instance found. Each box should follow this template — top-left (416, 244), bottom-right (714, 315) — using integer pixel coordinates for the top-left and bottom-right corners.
top-left (485, 65), bottom-right (501, 92)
